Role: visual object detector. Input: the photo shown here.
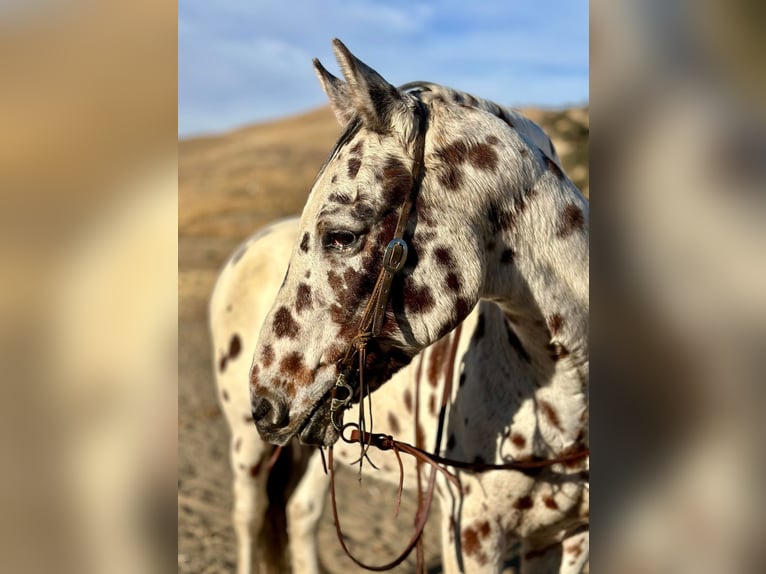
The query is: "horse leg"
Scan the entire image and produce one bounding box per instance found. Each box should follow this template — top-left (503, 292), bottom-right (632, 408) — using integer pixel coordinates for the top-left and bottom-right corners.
top-left (521, 527), bottom-right (588, 574)
top-left (231, 433), bottom-right (268, 574)
top-left (439, 498), bottom-right (506, 574)
top-left (558, 528), bottom-right (588, 574)
top-left (286, 450), bottom-right (329, 574)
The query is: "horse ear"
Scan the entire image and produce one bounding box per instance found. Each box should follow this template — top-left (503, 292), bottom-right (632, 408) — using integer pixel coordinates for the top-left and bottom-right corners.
top-left (330, 38), bottom-right (405, 132)
top-left (313, 58), bottom-right (355, 127)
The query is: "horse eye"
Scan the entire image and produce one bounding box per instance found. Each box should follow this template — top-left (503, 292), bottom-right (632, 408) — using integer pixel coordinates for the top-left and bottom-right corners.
top-left (324, 230), bottom-right (359, 251)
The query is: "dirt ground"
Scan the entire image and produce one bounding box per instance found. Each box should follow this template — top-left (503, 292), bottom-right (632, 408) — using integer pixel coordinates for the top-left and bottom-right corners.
top-left (178, 105), bottom-right (588, 573)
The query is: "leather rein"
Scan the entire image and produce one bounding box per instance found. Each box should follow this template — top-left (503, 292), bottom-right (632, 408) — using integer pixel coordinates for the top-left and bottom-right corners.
top-left (321, 103), bottom-right (589, 571)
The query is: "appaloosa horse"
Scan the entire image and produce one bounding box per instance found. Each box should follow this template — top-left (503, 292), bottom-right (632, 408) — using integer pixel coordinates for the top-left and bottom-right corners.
top-left (234, 39), bottom-right (588, 573)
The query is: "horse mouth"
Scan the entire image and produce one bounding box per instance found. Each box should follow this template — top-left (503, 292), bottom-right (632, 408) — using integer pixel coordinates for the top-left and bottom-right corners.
top-left (297, 386), bottom-right (341, 446)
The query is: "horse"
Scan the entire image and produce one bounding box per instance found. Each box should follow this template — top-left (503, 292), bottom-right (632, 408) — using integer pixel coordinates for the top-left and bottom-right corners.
top-left (241, 39), bottom-right (588, 573)
top-left (212, 217), bottom-right (585, 573)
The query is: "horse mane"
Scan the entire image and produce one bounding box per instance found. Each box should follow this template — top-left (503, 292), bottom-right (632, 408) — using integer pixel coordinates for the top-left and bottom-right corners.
top-left (399, 81), bottom-right (559, 163)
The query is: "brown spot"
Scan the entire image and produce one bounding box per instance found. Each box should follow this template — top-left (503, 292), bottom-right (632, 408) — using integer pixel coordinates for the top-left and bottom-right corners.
top-left (461, 526), bottom-right (489, 565)
top-left (468, 143), bottom-right (498, 170)
top-left (279, 352), bottom-right (305, 376)
top-left (427, 336), bottom-right (451, 388)
top-left (543, 495), bottom-right (559, 510)
top-left (221, 389), bottom-right (229, 402)
top-left (250, 365), bottom-right (260, 386)
top-left (500, 248), bottom-right (514, 264)
top-left (511, 432), bottom-right (526, 448)
top-left (404, 389), bottom-right (413, 412)
top-left (219, 356), bottom-right (227, 372)
top-left (435, 140), bottom-right (468, 190)
top-left (539, 399), bottom-right (564, 432)
top-left (347, 157), bottom-right (362, 179)
top-left (446, 272), bottom-right (462, 293)
top-left (557, 204), bottom-right (586, 238)
top-left (428, 393), bottom-right (436, 416)
top-left (262, 345), bottom-right (274, 367)
top-left (243, 415), bottom-right (253, 423)
top-left (327, 270), bottom-right (343, 294)
top-left (381, 157), bottom-right (412, 206)
top-left (249, 462), bottom-right (263, 477)
top-left (273, 306), bottom-right (300, 339)
top-left (486, 135), bottom-right (500, 145)
top-left (520, 148), bottom-right (529, 156)
top-left (416, 423), bottom-right (426, 449)
top-left (447, 434), bottom-right (456, 450)
top-left (461, 526), bottom-right (480, 557)
top-left (548, 313), bottom-right (564, 335)
top-left (404, 281), bottom-right (435, 313)
top-left (300, 232), bottom-right (310, 253)
top-left (477, 520), bottom-right (491, 539)
top-left (296, 283), bottom-right (313, 313)
top-left (387, 412), bottom-right (400, 434)
top-left (545, 156), bottom-right (565, 180)
top-left (305, 270), bottom-right (311, 279)
top-left (331, 174), bottom-right (337, 184)
top-left (432, 246), bottom-right (455, 268)
top-left (464, 483), bottom-right (471, 494)
top-left (234, 437), bottom-right (242, 452)
top-left (566, 539), bottom-right (584, 558)
top-left (350, 140), bottom-right (364, 155)
top-left (229, 334), bottom-right (242, 358)
top-left (514, 495), bottom-right (534, 510)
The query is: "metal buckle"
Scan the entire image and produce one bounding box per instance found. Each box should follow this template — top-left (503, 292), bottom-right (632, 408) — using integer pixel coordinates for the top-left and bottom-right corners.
top-left (330, 372), bottom-right (354, 430)
top-left (382, 238), bottom-right (408, 273)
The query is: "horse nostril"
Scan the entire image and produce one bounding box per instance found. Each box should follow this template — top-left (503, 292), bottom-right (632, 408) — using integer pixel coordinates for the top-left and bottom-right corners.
top-left (252, 396), bottom-right (289, 432)
top-left (252, 397), bottom-right (273, 423)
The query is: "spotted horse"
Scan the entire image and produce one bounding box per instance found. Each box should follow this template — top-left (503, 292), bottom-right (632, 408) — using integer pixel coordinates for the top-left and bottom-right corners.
top-left (213, 219), bottom-right (586, 573)
top-left (240, 39), bottom-right (588, 573)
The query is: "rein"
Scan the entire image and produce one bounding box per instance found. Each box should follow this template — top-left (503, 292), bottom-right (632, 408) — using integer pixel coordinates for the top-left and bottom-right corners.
top-left (323, 102), bottom-right (589, 571)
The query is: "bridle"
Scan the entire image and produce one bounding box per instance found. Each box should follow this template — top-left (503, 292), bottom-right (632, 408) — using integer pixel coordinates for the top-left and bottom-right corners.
top-left (319, 100), bottom-right (589, 572)
top-left (328, 101), bottom-right (428, 433)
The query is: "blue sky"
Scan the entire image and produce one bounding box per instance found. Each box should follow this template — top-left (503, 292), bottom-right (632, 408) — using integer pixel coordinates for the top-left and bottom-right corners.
top-left (179, 0), bottom-right (588, 137)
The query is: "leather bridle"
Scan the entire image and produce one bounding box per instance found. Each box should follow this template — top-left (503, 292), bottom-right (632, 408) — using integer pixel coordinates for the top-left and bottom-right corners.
top-left (321, 101), bottom-right (589, 572)
top-left (328, 102), bottom-right (428, 433)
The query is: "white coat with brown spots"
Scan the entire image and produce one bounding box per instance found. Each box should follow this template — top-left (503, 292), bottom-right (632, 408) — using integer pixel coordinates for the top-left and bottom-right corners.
top-left (229, 39), bottom-right (588, 573)
top-left (213, 218), bottom-right (587, 574)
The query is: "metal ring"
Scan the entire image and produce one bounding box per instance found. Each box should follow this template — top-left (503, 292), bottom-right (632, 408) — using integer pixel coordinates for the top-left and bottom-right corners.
top-left (382, 238), bottom-right (408, 273)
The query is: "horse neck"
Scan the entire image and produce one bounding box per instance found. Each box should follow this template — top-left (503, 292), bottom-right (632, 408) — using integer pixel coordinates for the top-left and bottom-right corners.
top-left (476, 148), bottom-right (589, 451)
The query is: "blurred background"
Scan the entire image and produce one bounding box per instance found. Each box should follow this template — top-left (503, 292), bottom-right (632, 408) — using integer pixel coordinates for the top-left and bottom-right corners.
top-left (0, 0), bottom-right (764, 572)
